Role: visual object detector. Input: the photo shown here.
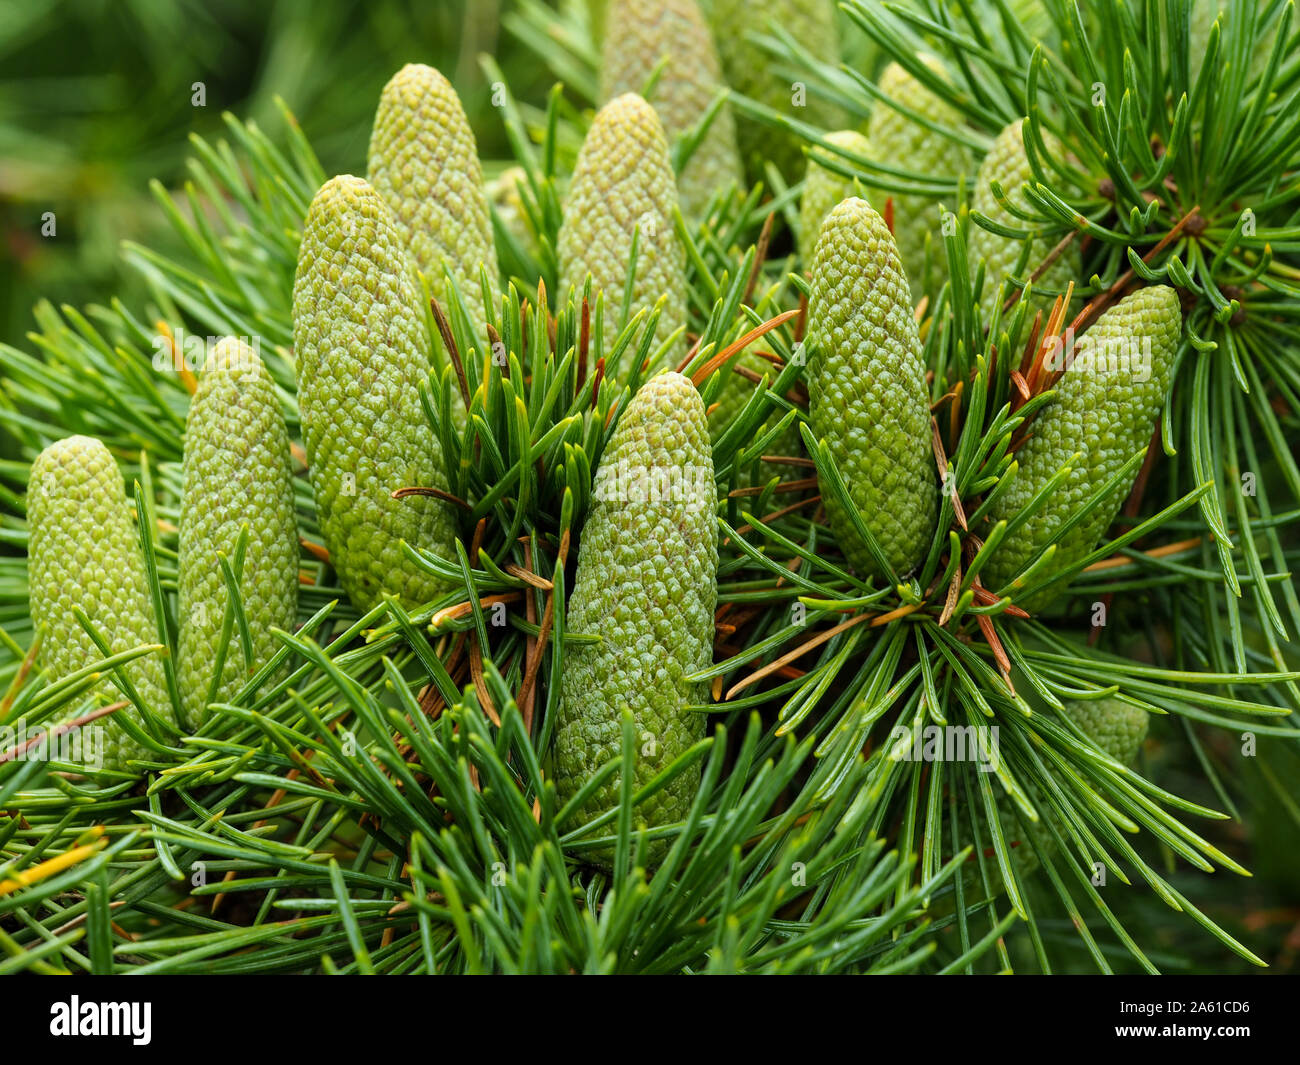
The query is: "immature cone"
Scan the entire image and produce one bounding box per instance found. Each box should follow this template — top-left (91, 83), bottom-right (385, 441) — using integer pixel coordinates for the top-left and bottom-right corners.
top-left (937, 697), bottom-right (1149, 912)
top-left (968, 120), bottom-right (1081, 312)
top-left (711, 0), bottom-right (843, 183)
top-left (292, 175), bottom-right (456, 613)
top-left (599, 0), bottom-right (743, 219)
top-left (983, 286), bottom-right (1182, 607)
top-left (176, 340), bottom-right (299, 729)
top-left (26, 436), bottom-right (170, 773)
top-left (558, 94), bottom-right (687, 361)
top-left (554, 372), bottom-right (718, 866)
top-left (867, 60), bottom-right (972, 300)
top-left (799, 129), bottom-right (871, 259)
top-left (1065, 698), bottom-right (1149, 766)
top-left (368, 64), bottom-right (499, 341)
top-left (806, 197), bottom-right (936, 578)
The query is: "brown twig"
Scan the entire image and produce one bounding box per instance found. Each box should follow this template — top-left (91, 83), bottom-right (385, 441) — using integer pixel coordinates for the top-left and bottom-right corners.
top-left (504, 563), bottom-right (553, 591)
top-left (392, 485), bottom-right (473, 509)
top-left (743, 212), bottom-right (775, 307)
top-left (725, 612), bottom-right (873, 700)
top-left (576, 296), bottom-right (590, 394)
top-left (589, 358), bottom-right (606, 410)
top-left (1083, 535), bottom-right (1203, 573)
top-left (931, 415), bottom-right (967, 531)
top-left (1001, 228), bottom-right (1081, 316)
top-left (1065, 205), bottom-right (1203, 339)
top-left (300, 538), bottom-right (331, 564)
top-left (430, 593), bottom-right (522, 629)
top-left (729, 495), bottom-right (821, 539)
top-left (727, 477), bottom-right (819, 498)
top-left (0, 701), bottom-right (132, 764)
top-left (689, 309), bottom-right (800, 388)
top-left (975, 613), bottom-right (1013, 688)
top-left (0, 635), bottom-right (41, 726)
top-left (430, 297), bottom-right (471, 408)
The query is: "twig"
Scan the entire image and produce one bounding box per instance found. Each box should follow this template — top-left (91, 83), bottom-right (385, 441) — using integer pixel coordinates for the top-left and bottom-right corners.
top-left (725, 612), bottom-right (873, 700)
top-left (743, 212), bottom-right (775, 306)
top-left (430, 297), bottom-right (471, 410)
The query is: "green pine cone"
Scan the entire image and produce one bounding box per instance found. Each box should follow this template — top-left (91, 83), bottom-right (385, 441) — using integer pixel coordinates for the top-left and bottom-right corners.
top-left (600, 0), bottom-right (743, 220)
top-left (806, 196), bottom-right (936, 578)
top-left (176, 339), bottom-right (299, 730)
top-left (983, 286), bottom-right (1182, 608)
top-left (866, 59), bottom-right (972, 301)
top-left (799, 129), bottom-right (871, 260)
top-left (1065, 697), bottom-right (1150, 765)
top-left (968, 119), bottom-right (1081, 312)
top-left (292, 175), bottom-right (457, 613)
top-left (711, 0), bottom-right (843, 183)
top-left (368, 63), bottom-right (499, 340)
top-left (558, 93), bottom-right (687, 362)
top-left (554, 371), bottom-right (718, 865)
top-left (26, 435), bottom-right (170, 773)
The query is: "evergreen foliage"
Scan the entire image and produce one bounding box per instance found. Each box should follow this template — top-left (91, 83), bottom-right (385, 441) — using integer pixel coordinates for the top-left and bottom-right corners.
top-left (0, 0), bottom-right (1296, 974)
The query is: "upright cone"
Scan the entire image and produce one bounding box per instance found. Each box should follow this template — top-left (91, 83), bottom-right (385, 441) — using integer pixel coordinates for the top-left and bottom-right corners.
top-left (599, 0), bottom-right (742, 219)
top-left (968, 119), bottom-right (1080, 312)
top-left (368, 64), bottom-right (499, 340)
top-left (292, 175), bottom-right (456, 613)
top-left (983, 286), bottom-right (1182, 607)
top-left (26, 435), bottom-right (170, 773)
top-left (558, 94), bottom-right (687, 363)
top-left (554, 372), bottom-right (717, 865)
top-left (799, 129), bottom-right (871, 259)
top-left (866, 59), bottom-right (972, 300)
top-left (177, 339), bottom-right (299, 729)
top-left (806, 197), bottom-right (936, 578)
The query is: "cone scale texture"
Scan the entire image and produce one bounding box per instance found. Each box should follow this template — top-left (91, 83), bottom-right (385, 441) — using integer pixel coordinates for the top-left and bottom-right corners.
top-left (600, 0), bottom-right (743, 219)
top-left (292, 175), bottom-right (456, 613)
top-left (867, 60), bottom-right (972, 300)
top-left (968, 119), bottom-right (1080, 310)
top-left (368, 63), bottom-right (499, 340)
top-left (177, 339), bottom-right (299, 728)
top-left (984, 286), bottom-right (1182, 606)
top-left (554, 372), bottom-right (718, 863)
top-left (806, 196), bottom-right (937, 579)
top-left (558, 93), bottom-right (687, 362)
top-left (26, 435), bottom-right (170, 773)
top-left (799, 129), bottom-right (872, 260)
